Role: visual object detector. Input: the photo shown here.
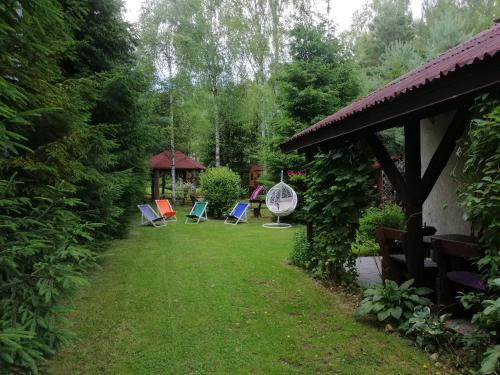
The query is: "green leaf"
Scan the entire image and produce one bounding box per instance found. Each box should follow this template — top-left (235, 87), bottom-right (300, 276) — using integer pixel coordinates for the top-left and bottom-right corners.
top-left (480, 346), bottom-right (500, 374)
top-left (390, 306), bottom-right (403, 320)
top-left (415, 287), bottom-right (433, 295)
top-left (400, 279), bottom-right (414, 290)
top-left (377, 309), bottom-right (391, 322)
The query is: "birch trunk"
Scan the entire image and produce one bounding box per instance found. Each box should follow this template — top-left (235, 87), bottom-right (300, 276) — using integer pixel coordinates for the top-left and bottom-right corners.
top-left (213, 86), bottom-right (220, 167)
top-left (167, 41), bottom-right (176, 203)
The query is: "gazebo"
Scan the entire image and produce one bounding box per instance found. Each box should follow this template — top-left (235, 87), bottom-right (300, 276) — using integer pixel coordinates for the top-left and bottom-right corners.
top-left (149, 150), bottom-right (206, 200)
top-left (281, 22), bottom-right (500, 286)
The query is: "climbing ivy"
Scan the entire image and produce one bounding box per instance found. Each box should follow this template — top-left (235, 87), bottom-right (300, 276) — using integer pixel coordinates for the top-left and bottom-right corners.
top-left (456, 94), bottom-right (500, 374)
top-left (302, 142), bottom-right (375, 284)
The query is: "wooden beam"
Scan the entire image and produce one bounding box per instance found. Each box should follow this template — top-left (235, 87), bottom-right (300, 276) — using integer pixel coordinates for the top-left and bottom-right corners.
top-left (404, 120), bottom-right (424, 285)
top-left (281, 56), bottom-right (500, 152)
top-left (419, 108), bottom-right (470, 204)
top-left (366, 132), bottom-right (408, 205)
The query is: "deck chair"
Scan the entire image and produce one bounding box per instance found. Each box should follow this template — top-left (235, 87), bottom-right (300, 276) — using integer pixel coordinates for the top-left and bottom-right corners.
top-left (224, 202), bottom-right (249, 225)
top-left (185, 201), bottom-right (208, 224)
top-left (155, 199), bottom-right (177, 221)
top-left (249, 185), bottom-right (264, 201)
top-left (137, 204), bottom-right (167, 227)
top-left (249, 185), bottom-right (264, 217)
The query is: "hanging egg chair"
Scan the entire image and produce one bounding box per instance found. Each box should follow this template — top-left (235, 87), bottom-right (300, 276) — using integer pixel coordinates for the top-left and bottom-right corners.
top-left (263, 171), bottom-right (297, 228)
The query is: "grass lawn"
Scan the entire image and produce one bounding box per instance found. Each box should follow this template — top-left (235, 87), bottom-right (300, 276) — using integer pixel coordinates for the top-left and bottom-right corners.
top-left (48, 206), bottom-right (438, 374)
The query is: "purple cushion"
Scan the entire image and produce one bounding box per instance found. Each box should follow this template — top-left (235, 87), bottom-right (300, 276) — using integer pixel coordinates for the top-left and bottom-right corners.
top-left (447, 271), bottom-right (485, 290)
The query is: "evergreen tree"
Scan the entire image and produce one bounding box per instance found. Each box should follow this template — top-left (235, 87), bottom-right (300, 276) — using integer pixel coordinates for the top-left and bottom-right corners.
top-left (264, 23), bottom-right (360, 173)
top-left (0, 1), bottom-right (149, 371)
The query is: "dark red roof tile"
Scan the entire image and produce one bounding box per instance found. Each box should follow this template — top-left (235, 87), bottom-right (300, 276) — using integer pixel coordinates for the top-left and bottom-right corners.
top-left (149, 151), bottom-right (206, 170)
top-left (282, 22), bottom-right (500, 146)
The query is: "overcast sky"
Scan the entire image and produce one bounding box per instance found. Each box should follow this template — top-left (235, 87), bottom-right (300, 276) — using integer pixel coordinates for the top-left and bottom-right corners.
top-left (123, 0), bottom-right (423, 33)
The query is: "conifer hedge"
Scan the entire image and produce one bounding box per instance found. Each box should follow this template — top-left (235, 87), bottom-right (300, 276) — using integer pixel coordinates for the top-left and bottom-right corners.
top-left (0, 1), bottom-right (150, 372)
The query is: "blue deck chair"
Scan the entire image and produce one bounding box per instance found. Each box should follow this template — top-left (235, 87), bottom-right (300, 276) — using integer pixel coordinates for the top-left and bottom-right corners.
top-left (224, 202), bottom-right (249, 225)
top-left (138, 204), bottom-right (167, 227)
top-left (185, 201), bottom-right (208, 224)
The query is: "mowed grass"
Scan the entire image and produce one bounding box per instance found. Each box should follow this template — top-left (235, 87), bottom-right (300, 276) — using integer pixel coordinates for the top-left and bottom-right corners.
top-left (48, 206), bottom-right (435, 375)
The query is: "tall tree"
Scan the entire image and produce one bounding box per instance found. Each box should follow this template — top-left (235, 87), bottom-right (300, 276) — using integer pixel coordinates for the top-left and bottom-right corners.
top-left (351, 0), bottom-right (415, 92)
top-left (1, 0), bottom-right (148, 371)
top-left (140, 0), bottom-right (180, 201)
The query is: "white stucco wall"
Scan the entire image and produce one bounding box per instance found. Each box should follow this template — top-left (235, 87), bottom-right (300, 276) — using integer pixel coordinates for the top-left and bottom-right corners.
top-left (420, 112), bottom-right (471, 235)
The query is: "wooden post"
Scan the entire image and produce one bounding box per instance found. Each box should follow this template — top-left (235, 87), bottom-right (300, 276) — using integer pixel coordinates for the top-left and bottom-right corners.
top-left (404, 120), bottom-right (424, 285)
top-left (153, 169), bottom-right (160, 201)
top-left (151, 172), bottom-right (155, 202)
top-left (161, 172), bottom-right (166, 195)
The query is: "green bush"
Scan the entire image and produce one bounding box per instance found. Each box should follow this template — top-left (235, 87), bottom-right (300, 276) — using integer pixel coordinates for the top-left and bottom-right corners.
top-left (403, 306), bottom-right (450, 353)
top-left (303, 144), bottom-right (374, 283)
top-left (290, 230), bottom-right (311, 268)
top-left (456, 95), bottom-right (500, 374)
top-left (357, 279), bottom-right (432, 326)
top-left (351, 203), bottom-right (405, 255)
top-left (200, 167), bottom-right (242, 217)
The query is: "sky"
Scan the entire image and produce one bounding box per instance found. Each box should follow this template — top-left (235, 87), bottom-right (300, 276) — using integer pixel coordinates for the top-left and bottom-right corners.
top-left (123, 0), bottom-right (423, 33)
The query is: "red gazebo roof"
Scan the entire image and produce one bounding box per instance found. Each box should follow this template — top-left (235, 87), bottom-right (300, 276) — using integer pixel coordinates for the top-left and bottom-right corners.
top-left (149, 151), bottom-right (206, 171)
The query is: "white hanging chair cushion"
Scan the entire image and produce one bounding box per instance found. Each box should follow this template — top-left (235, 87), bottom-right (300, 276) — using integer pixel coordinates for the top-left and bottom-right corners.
top-left (265, 181), bottom-right (297, 217)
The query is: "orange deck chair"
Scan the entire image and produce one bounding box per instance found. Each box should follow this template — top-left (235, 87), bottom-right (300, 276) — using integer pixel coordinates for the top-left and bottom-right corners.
top-left (155, 199), bottom-right (177, 222)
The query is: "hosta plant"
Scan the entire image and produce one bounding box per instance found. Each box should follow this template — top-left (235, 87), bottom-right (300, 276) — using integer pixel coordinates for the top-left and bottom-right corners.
top-left (480, 345), bottom-right (500, 375)
top-left (357, 279), bottom-right (432, 325)
top-left (403, 306), bottom-right (450, 353)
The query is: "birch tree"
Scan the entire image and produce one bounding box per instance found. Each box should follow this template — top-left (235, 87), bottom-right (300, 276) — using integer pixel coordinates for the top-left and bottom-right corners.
top-left (140, 0), bottom-right (179, 201)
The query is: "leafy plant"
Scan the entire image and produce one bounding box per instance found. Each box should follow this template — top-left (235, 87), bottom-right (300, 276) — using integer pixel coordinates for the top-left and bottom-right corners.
top-left (302, 145), bottom-right (374, 283)
top-left (200, 167), bottom-right (242, 217)
top-left (352, 203), bottom-right (405, 255)
top-left (403, 306), bottom-right (450, 353)
top-left (357, 279), bottom-right (432, 325)
top-left (290, 230), bottom-right (312, 269)
top-left (480, 345), bottom-right (500, 375)
top-left (456, 95), bottom-right (500, 373)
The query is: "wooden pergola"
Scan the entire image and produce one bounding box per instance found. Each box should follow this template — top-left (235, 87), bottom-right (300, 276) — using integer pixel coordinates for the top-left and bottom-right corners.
top-left (281, 23), bottom-right (500, 286)
top-left (149, 150), bottom-right (206, 200)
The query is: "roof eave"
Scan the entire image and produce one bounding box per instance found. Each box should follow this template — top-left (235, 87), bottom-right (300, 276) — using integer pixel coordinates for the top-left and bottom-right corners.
top-left (281, 55), bottom-right (500, 153)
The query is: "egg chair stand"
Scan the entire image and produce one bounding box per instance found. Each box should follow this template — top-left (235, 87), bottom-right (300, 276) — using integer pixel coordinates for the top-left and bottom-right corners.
top-left (262, 216), bottom-right (292, 228)
top-left (262, 171), bottom-right (297, 229)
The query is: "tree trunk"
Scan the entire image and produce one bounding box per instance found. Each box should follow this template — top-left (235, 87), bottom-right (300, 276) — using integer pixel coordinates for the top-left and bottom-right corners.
top-left (169, 82), bottom-right (176, 204)
top-left (213, 86), bottom-right (220, 167)
top-left (167, 39), bottom-right (176, 204)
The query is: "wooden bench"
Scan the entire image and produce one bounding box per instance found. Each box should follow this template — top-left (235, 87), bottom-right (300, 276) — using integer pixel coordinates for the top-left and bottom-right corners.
top-left (431, 235), bottom-right (484, 312)
top-left (376, 227), bottom-right (438, 289)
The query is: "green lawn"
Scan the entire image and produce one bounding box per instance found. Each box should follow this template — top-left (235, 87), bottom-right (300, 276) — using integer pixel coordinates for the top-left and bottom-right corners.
top-left (48, 207), bottom-right (436, 374)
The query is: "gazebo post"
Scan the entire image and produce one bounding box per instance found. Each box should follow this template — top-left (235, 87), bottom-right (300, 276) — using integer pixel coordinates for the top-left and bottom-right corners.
top-left (151, 171), bottom-right (155, 202)
top-left (153, 169), bottom-right (160, 200)
top-left (404, 120), bottom-right (424, 286)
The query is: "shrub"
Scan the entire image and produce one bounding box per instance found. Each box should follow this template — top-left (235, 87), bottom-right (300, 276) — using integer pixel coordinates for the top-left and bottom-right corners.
top-left (456, 95), bottom-right (500, 374)
top-left (200, 167), bottom-right (242, 217)
top-left (357, 279), bottom-right (432, 326)
top-left (352, 203), bottom-right (405, 255)
top-left (403, 306), bottom-right (450, 353)
top-left (290, 230), bottom-right (311, 268)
